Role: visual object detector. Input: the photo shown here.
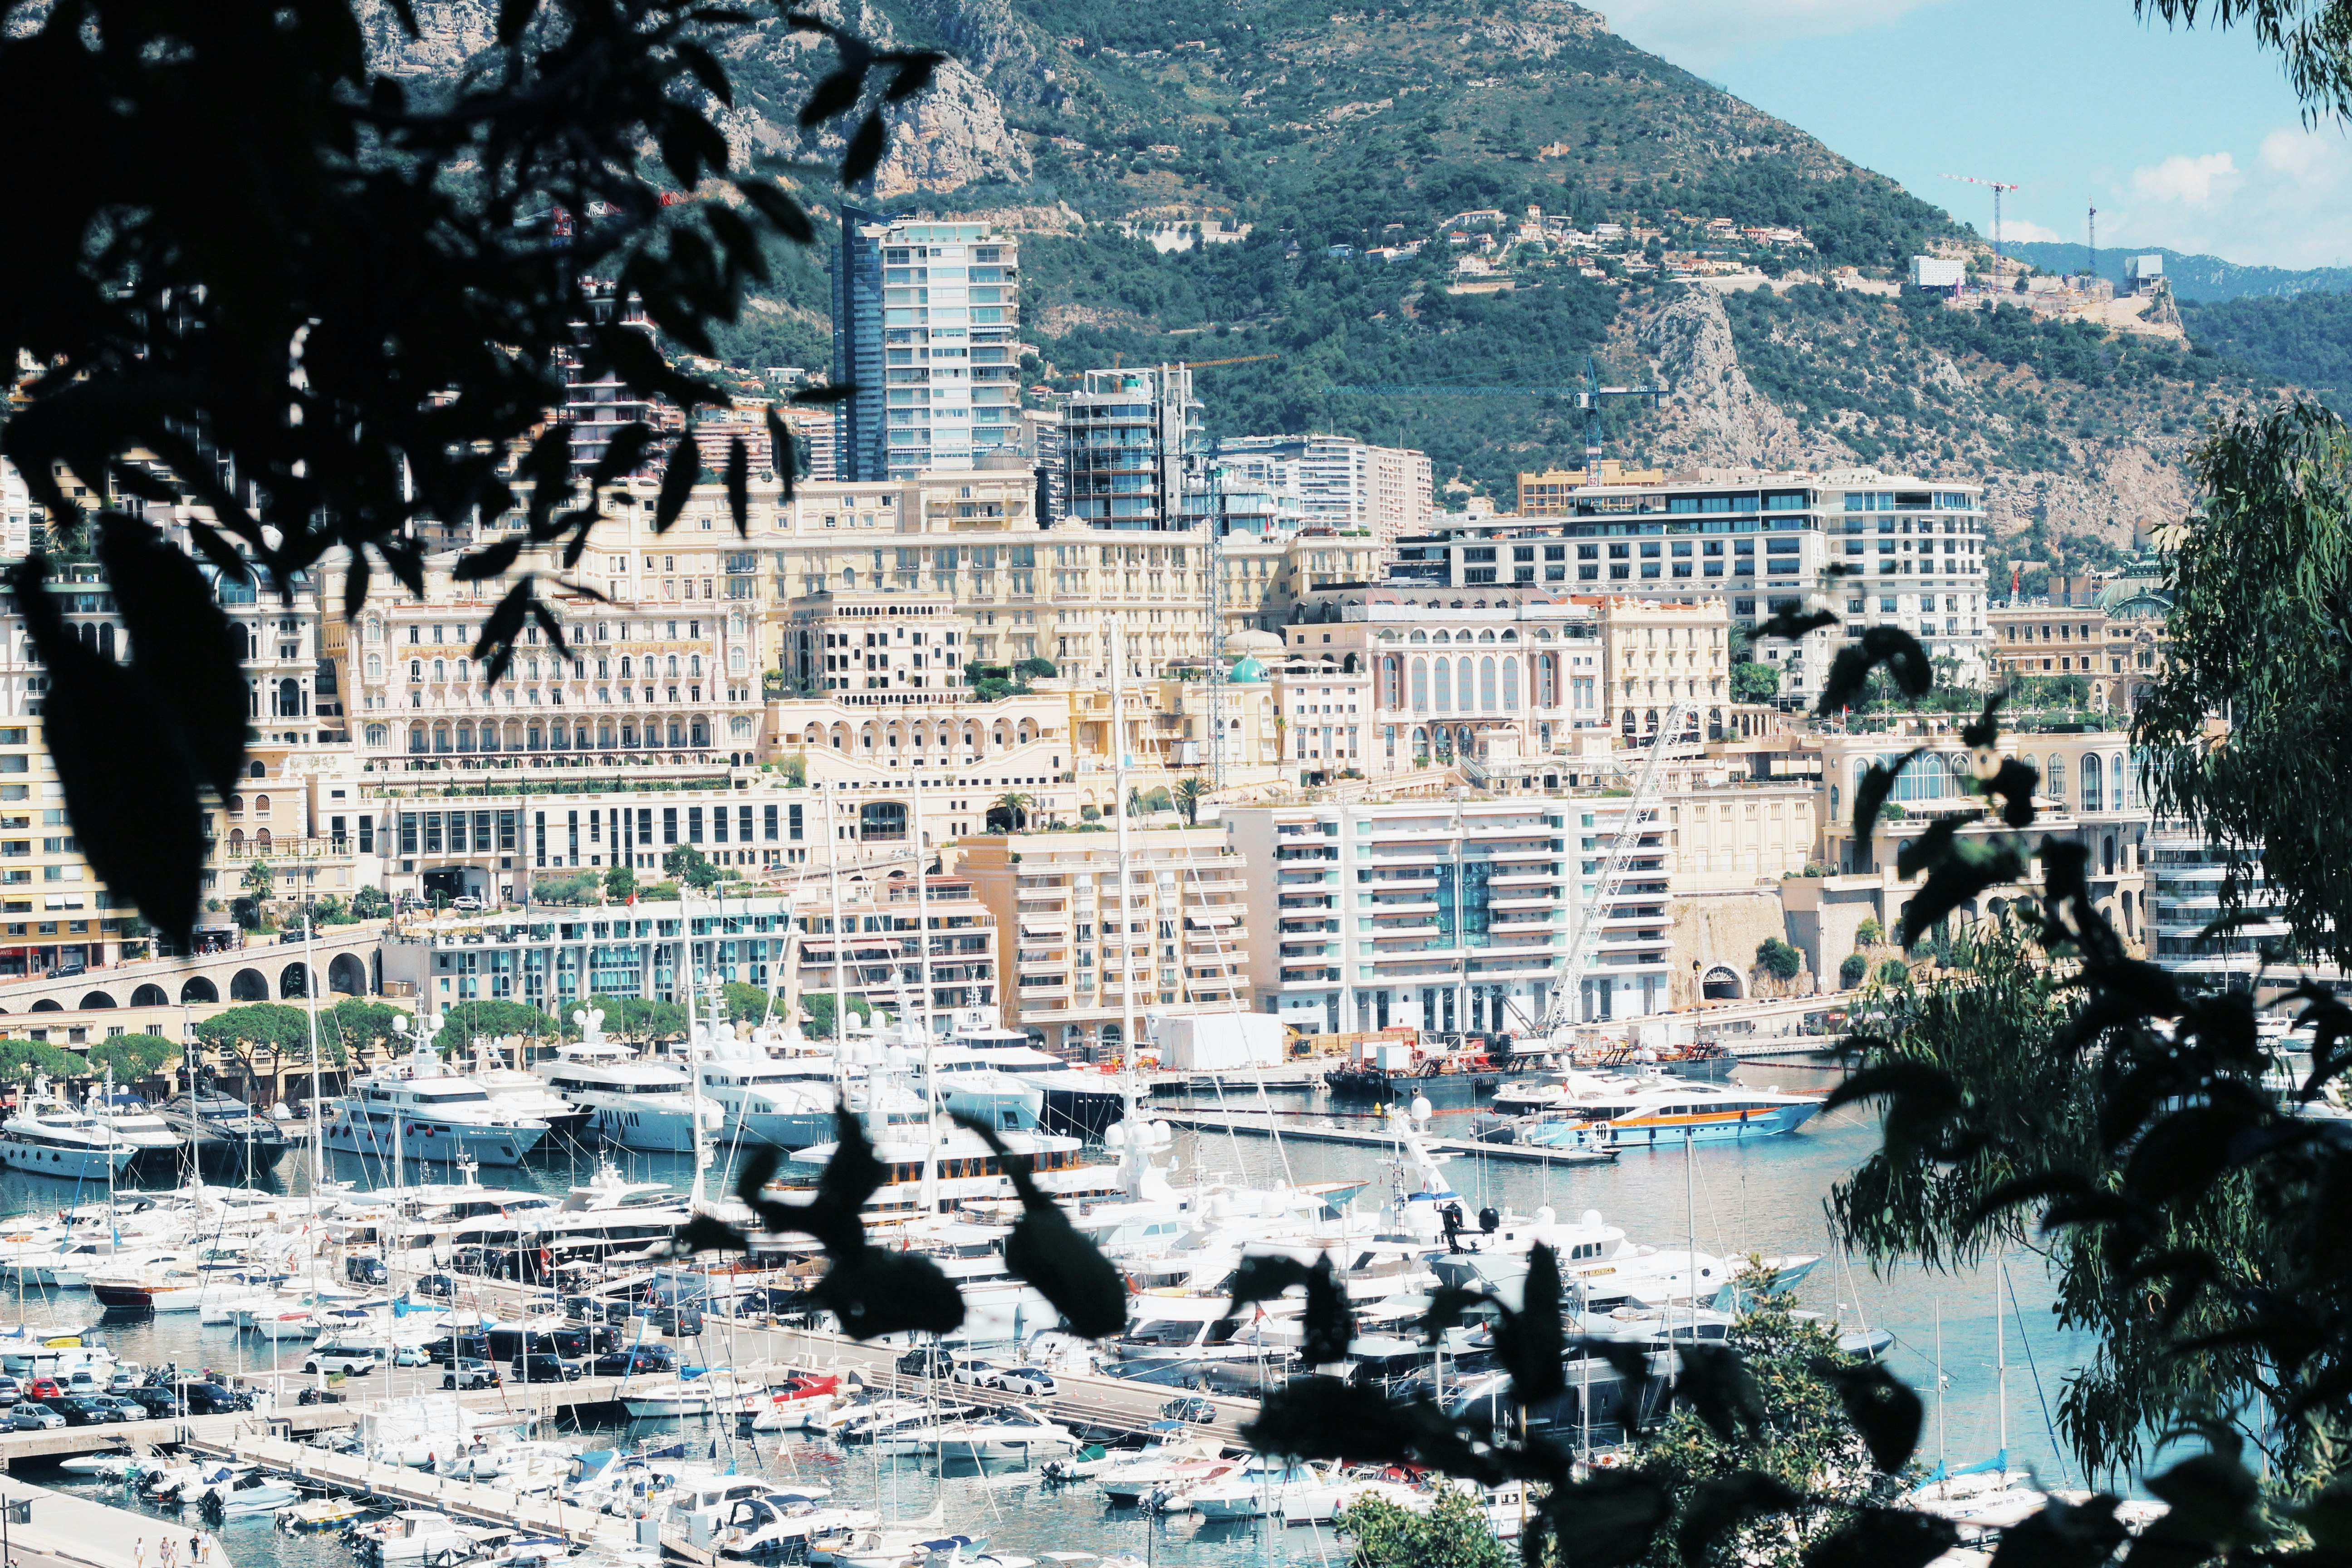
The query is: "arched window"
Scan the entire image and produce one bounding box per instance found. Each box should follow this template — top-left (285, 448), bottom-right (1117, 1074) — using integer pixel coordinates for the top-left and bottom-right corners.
top-left (2046, 754), bottom-right (2067, 803)
top-left (729, 647), bottom-right (747, 674)
top-left (482, 724), bottom-right (500, 753)
top-left (2113, 751), bottom-right (2130, 812)
top-left (1410, 657), bottom-right (1428, 714)
top-left (433, 724), bottom-right (451, 754)
top-left (432, 658), bottom-right (445, 682)
top-left (407, 724), bottom-right (426, 754)
top-left (409, 659), bottom-right (422, 682)
top-left (691, 718), bottom-right (709, 747)
top-left (1432, 657), bottom-right (1450, 713)
top-left (365, 619), bottom-right (382, 645)
top-left (456, 723), bottom-right (474, 753)
top-left (1381, 656), bottom-right (1402, 710)
top-left (527, 724), bottom-right (544, 751)
top-left (365, 654), bottom-right (382, 680)
top-left (689, 654), bottom-right (702, 677)
top-left (365, 723), bottom-right (387, 748)
top-left (666, 655), bottom-right (681, 677)
top-left (1479, 657), bottom-right (1498, 712)
top-left (2082, 753), bottom-right (2103, 813)
top-left (730, 715), bottom-right (754, 740)
top-left (1457, 659), bottom-right (1475, 713)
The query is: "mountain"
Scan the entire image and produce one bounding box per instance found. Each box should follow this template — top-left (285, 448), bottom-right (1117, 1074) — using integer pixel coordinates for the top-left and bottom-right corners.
top-left (2173, 291), bottom-right (2352, 412)
top-left (2005, 241), bottom-right (2352, 304)
top-left (377, 0), bottom-right (2295, 578)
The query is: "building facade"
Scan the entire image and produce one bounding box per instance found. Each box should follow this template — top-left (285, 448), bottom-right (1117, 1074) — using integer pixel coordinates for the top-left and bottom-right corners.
top-left (834, 210), bottom-right (1024, 482)
top-left (1216, 434), bottom-right (1434, 549)
top-left (1065, 366), bottom-right (1201, 533)
top-left (1223, 795), bottom-right (1673, 1038)
top-left (1988, 585), bottom-right (2171, 713)
top-left (959, 828), bottom-right (1249, 1056)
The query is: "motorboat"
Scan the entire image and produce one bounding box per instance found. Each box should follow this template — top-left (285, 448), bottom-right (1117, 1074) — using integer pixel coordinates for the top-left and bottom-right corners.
top-left (813, 1530), bottom-right (988, 1568)
top-left (154, 1085), bottom-right (292, 1174)
top-left (1174, 1458), bottom-right (1327, 1519)
top-left (774, 1088), bottom-right (1112, 1216)
top-left (197, 1470), bottom-right (302, 1518)
top-left (746, 1372), bottom-right (841, 1432)
top-left (323, 1047), bottom-right (549, 1167)
top-left (355, 1509), bottom-right (497, 1564)
top-left (710, 1494), bottom-right (881, 1562)
top-left (0, 1090), bottom-right (134, 1181)
top-left (463, 1042), bottom-right (595, 1149)
top-left (698, 1023), bottom-right (847, 1150)
top-left (621, 1369), bottom-right (766, 1420)
top-left (1277, 1476), bottom-right (1427, 1524)
top-left (924, 1406), bottom-right (1078, 1462)
top-left (83, 1093), bottom-right (186, 1174)
top-left (279, 1498), bottom-right (369, 1534)
top-left (941, 1010), bottom-right (1126, 1138)
top-left (534, 1040), bottom-right (720, 1154)
top-left (1096, 1447), bottom-right (1239, 1506)
top-left (88, 1261), bottom-right (210, 1312)
top-left (1509, 1071), bottom-right (1823, 1148)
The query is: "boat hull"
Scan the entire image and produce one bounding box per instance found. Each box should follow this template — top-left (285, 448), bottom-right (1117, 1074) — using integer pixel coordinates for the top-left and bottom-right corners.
top-left (323, 1117), bottom-right (546, 1167)
top-left (0, 1139), bottom-right (134, 1181)
top-left (592, 1107), bottom-right (706, 1153)
top-left (1039, 1084), bottom-right (1124, 1140)
top-left (1599, 1102), bottom-right (1820, 1147)
top-left (1322, 1066), bottom-right (1552, 1107)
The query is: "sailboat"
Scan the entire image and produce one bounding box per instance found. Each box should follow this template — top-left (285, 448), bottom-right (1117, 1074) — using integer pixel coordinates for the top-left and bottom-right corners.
top-left (1906, 1254), bottom-right (2044, 1535)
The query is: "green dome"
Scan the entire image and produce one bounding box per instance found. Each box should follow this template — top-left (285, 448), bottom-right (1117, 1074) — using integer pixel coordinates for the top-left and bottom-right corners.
top-left (1227, 655), bottom-right (1268, 684)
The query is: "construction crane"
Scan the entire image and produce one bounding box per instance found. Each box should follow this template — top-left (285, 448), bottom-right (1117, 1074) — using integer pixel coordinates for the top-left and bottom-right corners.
top-left (1517, 700), bottom-right (1696, 1037)
top-left (1941, 173), bottom-right (2020, 280)
top-left (1325, 355), bottom-right (1665, 471)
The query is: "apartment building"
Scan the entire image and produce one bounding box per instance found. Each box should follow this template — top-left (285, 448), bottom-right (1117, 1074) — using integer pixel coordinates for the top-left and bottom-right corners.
top-left (1988, 585), bottom-right (2171, 713)
top-left (1223, 796), bottom-right (1673, 1038)
top-left (0, 460), bottom-right (31, 560)
top-left (1216, 434), bottom-right (1435, 549)
top-left (379, 894), bottom-right (805, 1020)
top-left (1065, 365), bottom-right (1201, 533)
top-left (793, 867), bottom-right (1000, 1020)
top-left (1393, 467), bottom-right (1990, 694)
top-left (2142, 825), bottom-right (2323, 983)
top-left (834, 210), bottom-right (1025, 482)
top-left (959, 828), bottom-right (1249, 1056)
top-left (783, 593), bottom-right (969, 699)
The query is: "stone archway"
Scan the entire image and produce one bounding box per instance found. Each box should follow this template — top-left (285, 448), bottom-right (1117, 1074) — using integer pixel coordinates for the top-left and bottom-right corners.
top-left (280, 962), bottom-right (314, 999)
top-left (328, 953), bottom-right (369, 997)
top-left (1700, 966), bottom-right (1743, 1001)
top-left (29, 999), bottom-right (61, 1013)
top-left (78, 991), bottom-right (117, 1010)
top-left (180, 977), bottom-right (219, 1004)
top-left (130, 984), bottom-right (168, 1007)
top-left (229, 969), bottom-right (269, 1002)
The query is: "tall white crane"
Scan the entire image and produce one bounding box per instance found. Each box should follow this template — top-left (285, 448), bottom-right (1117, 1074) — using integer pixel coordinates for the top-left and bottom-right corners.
top-left (1942, 174), bottom-right (2020, 280)
top-left (1540, 701), bottom-right (1695, 1032)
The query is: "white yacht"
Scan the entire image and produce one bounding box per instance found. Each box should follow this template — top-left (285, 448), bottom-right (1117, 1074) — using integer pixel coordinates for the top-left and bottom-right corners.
top-left (697, 1025), bottom-right (845, 1150)
top-left (773, 1086), bottom-right (1114, 1216)
top-left (83, 1093), bottom-right (186, 1176)
top-left (534, 1040), bottom-right (720, 1154)
top-left (322, 1048), bottom-right (550, 1168)
top-left (0, 1090), bottom-right (135, 1181)
top-left (943, 1011), bottom-right (1125, 1137)
top-left (463, 1043), bottom-right (593, 1147)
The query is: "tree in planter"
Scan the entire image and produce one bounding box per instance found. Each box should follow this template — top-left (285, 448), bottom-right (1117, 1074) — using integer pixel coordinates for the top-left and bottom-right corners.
top-left (1013, 657), bottom-right (1059, 681)
top-left (240, 860), bottom-right (275, 926)
top-left (991, 792), bottom-right (1036, 832)
top-left (1754, 936), bottom-right (1803, 983)
top-left (1838, 952), bottom-right (1870, 989)
top-left (1731, 660), bottom-right (1781, 702)
top-left (1174, 776), bottom-right (1209, 826)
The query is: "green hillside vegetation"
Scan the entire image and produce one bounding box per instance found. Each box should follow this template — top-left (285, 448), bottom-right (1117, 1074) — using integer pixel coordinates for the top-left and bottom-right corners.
top-left (2179, 289), bottom-right (2352, 412)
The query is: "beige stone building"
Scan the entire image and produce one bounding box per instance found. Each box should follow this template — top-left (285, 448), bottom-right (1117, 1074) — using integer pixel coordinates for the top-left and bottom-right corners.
top-left (958, 828), bottom-right (1249, 1056)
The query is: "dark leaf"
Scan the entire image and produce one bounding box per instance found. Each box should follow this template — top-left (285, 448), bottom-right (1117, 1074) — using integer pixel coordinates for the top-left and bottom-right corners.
top-left (674, 1215), bottom-right (748, 1256)
top-left (792, 384), bottom-right (858, 407)
top-left (656, 429), bottom-right (702, 534)
top-left (841, 111), bottom-right (887, 186)
top-left (496, 0), bottom-right (536, 44)
top-left (1674, 1343), bottom-right (1764, 1444)
top-left (1567, 1338), bottom-right (1657, 1435)
top-left (740, 182), bottom-right (817, 245)
top-left (1987, 757), bottom-right (2040, 829)
top-left (811, 1248), bottom-right (966, 1340)
top-left (2290, 1477), bottom-right (2352, 1553)
top-left (1533, 1472), bottom-right (1674, 1568)
top-left (1987, 1493), bottom-right (2127, 1568)
top-left (735, 1146), bottom-right (785, 1218)
top-left (674, 40), bottom-right (733, 107)
top-left (1496, 1243), bottom-right (1564, 1405)
top-left (1221, 1253), bottom-right (1354, 1365)
top-left (96, 514), bottom-right (246, 803)
top-left (1812, 1359), bottom-right (1923, 1474)
top-left (529, 603), bottom-right (569, 660)
top-left (594, 324), bottom-right (721, 412)
top-left (2139, 1442), bottom-right (2264, 1551)
top-left (1802, 1509), bottom-right (1957, 1568)
top-left (8, 557), bottom-right (204, 950)
top-left (885, 52), bottom-right (945, 101)
top-left (767, 407), bottom-right (801, 501)
top-left (2123, 1104), bottom-right (2265, 1209)
top-left (726, 436), bottom-right (750, 536)
top-left (1754, 607), bottom-right (1838, 640)
top-left (1676, 1472), bottom-right (1804, 1566)
top-left (799, 65), bottom-right (867, 127)
top-left (1894, 815), bottom-right (1975, 880)
top-left (811, 1101), bottom-right (887, 1232)
top-left (1961, 689), bottom-right (2008, 750)
top-left (589, 423), bottom-right (658, 490)
top-left (474, 579), bottom-right (534, 686)
top-left (1897, 836), bottom-right (2027, 947)
top-left (1242, 1378), bottom-right (1492, 1480)
top-left (949, 1115), bottom-right (1127, 1338)
top-left (1965, 1171), bottom-right (2095, 1228)
top-left (1852, 748), bottom-right (1923, 858)
top-left (1821, 1062), bottom-right (1960, 1121)
top-left (454, 536), bottom-right (527, 582)
top-left (1816, 626), bottom-right (1933, 715)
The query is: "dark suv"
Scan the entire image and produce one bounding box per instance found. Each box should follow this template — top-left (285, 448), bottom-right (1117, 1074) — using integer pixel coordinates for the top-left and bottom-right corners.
top-left (508, 1355), bottom-right (582, 1384)
top-left (184, 1382), bottom-right (251, 1415)
top-left (591, 1348), bottom-right (675, 1378)
top-left (124, 1386), bottom-right (184, 1418)
top-left (895, 1345), bottom-right (954, 1379)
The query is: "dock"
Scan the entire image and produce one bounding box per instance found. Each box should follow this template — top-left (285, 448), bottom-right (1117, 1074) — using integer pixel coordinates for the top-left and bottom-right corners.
top-left (1156, 1112), bottom-right (1618, 1166)
top-left (0, 1469), bottom-right (172, 1568)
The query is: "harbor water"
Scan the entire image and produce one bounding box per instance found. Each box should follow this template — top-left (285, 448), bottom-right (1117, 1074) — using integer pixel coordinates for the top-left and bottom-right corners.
top-left (4, 1058), bottom-right (2096, 1568)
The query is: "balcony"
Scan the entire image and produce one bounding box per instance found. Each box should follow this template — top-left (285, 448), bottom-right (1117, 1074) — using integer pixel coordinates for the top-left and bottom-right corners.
top-left (1488, 870), bottom-right (1556, 887)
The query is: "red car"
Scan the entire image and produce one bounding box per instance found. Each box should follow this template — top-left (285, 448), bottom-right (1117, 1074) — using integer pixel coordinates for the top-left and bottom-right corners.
top-left (25, 1379), bottom-right (61, 1401)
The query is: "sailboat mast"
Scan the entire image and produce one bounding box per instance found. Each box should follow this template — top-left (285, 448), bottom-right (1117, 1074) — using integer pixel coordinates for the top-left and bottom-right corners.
top-left (1935, 1297), bottom-right (1947, 1479)
top-left (1684, 1127), bottom-right (1699, 1354)
top-left (686, 927), bottom-right (705, 1209)
top-left (826, 780), bottom-right (849, 1067)
top-left (914, 786), bottom-right (932, 1045)
top-left (1994, 1252), bottom-right (2008, 1467)
top-left (304, 908), bottom-right (323, 1193)
top-left (1113, 621), bottom-right (1137, 1103)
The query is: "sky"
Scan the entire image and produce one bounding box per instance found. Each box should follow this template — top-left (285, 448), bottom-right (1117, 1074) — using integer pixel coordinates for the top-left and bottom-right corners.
top-left (1604, 0), bottom-right (2352, 271)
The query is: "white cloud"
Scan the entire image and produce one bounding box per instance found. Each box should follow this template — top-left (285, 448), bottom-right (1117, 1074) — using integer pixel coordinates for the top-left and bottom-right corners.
top-left (2127, 152), bottom-right (2243, 209)
top-left (1606, 0), bottom-right (1956, 71)
top-left (2104, 128), bottom-right (2352, 267)
top-left (1993, 219), bottom-right (2066, 245)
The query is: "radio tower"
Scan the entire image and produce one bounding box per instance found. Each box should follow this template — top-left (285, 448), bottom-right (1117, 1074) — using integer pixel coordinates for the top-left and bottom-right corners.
top-left (2086, 198), bottom-right (2098, 282)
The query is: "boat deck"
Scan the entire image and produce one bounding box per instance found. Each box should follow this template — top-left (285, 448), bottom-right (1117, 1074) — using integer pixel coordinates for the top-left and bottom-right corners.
top-left (1155, 1112), bottom-right (1618, 1166)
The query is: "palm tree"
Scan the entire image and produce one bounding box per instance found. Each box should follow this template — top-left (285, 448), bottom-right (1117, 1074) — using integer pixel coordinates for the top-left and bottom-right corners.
top-left (993, 791), bottom-right (1035, 831)
top-left (1174, 776), bottom-right (1209, 826)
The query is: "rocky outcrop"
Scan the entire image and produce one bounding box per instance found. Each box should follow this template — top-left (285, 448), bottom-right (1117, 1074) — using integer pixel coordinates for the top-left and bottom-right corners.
top-left (1636, 290), bottom-right (1827, 471)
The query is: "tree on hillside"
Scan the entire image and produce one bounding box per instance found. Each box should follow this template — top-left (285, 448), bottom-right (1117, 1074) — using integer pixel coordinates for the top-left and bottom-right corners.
top-left (195, 1003), bottom-right (308, 1057)
top-left (352, 886), bottom-right (392, 921)
top-left (323, 999), bottom-right (409, 1060)
top-left (1754, 937), bottom-right (1802, 982)
top-left (576, 995), bottom-right (686, 1043)
top-left (0, 1042), bottom-right (91, 1084)
top-left (1731, 660), bottom-right (1780, 702)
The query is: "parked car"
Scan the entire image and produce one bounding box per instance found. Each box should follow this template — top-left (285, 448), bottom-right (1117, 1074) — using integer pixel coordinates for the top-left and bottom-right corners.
top-left (507, 1354), bottom-right (582, 1384)
top-left (183, 1382), bottom-right (250, 1415)
top-left (8, 1403), bottom-right (61, 1431)
top-left (895, 1345), bottom-right (954, 1379)
top-left (0, 1376), bottom-right (23, 1407)
top-left (590, 1348), bottom-right (675, 1378)
top-left (303, 1344), bottom-right (386, 1377)
top-left (49, 1396), bottom-right (113, 1427)
top-left (414, 1274), bottom-right (456, 1299)
top-left (25, 1378), bottom-right (61, 1402)
top-left (420, 1334), bottom-right (490, 1362)
top-left (440, 1358), bottom-right (500, 1391)
top-left (1159, 1395), bottom-right (1218, 1425)
top-left (392, 1345), bottom-right (430, 1368)
top-left (92, 1395), bottom-right (147, 1422)
top-left (106, 1371), bottom-right (142, 1394)
top-left (984, 1367), bottom-right (1058, 1398)
top-left (948, 1357), bottom-right (997, 1388)
top-left (451, 896), bottom-right (484, 911)
top-left (122, 1387), bottom-right (182, 1419)
top-left (344, 1256), bottom-right (389, 1286)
